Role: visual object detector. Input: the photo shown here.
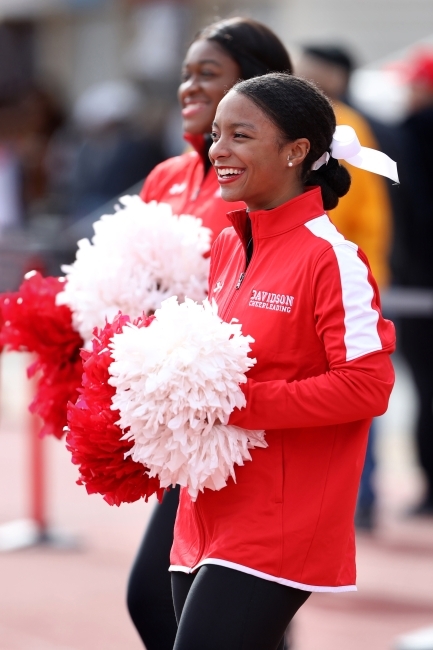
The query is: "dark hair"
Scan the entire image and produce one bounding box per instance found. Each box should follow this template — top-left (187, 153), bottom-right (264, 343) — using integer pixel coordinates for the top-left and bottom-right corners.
top-left (233, 73), bottom-right (351, 210)
top-left (195, 17), bottom-right (293, 80)
top-left (303, 45), bottom-right (355, 74)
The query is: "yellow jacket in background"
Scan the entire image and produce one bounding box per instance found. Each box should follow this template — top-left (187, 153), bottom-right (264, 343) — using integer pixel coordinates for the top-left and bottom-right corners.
top-left (329, 101), bottom-right (392, 288)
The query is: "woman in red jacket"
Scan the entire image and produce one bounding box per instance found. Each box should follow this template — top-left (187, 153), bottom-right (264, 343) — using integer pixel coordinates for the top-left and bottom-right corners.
top-left (169, 74), bottom-right (396, 649)
top-left (127, 18), bottom-right (293, 650)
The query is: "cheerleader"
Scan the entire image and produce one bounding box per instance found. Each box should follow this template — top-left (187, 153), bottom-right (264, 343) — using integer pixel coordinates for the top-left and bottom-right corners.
top-left (169, 73), bottom-right (396, 649)
top-left (126, 18), bottom-right (293, 650)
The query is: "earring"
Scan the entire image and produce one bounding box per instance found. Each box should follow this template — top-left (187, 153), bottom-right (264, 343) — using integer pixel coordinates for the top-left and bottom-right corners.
top-left (288, 161), bottom-right (293, 167)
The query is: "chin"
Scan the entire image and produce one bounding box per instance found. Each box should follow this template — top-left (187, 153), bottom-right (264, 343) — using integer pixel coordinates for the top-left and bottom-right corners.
top-left (220, 187), bottom-right (243, 203)
top-left (182, 118), bottom-right (212, 136)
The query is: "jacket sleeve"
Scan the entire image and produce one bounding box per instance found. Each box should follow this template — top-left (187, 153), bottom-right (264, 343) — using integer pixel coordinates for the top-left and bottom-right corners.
top-left (229, 244), bottom-right (396, 430)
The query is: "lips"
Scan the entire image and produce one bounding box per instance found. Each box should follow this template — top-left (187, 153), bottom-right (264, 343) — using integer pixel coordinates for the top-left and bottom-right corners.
top-left (215, 167), bottom-right (246, 184)
top-left (181, 102), bottom-right (209, 118)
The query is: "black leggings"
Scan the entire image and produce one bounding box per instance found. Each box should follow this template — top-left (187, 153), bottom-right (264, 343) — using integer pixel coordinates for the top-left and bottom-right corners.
top-left (127, 486), bottom-right (180, 650)
top-left (171, 565), bottom-right (310, 650)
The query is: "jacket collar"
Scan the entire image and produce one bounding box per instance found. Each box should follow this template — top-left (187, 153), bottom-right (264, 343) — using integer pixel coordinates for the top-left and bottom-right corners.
top-left (227, 187), bottom-right (325, 245)
top-left (183, 132), bottom-right (208, 162)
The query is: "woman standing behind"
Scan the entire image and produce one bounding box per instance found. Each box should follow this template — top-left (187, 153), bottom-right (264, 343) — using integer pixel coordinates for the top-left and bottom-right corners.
top-left (139, 18), bottom-right (292, 232)
top-left (169, 73), bottom-right (396, 650)
top-left (127, 18), bottom-right (293, 650)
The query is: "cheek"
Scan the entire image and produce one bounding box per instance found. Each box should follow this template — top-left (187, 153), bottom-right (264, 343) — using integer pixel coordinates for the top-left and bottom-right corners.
top-left (257, 146), bottom-right (287, 177)
top-left (208, 144), bottom-right (216, 165)
top-left (178, 84), bottom-right (187, 104)
top-left (249, 159), bottom-right (277, 185)
top-left (244, 160), bottom-right (288, 197)
top-left (206, 81), bottom-right (231, 106)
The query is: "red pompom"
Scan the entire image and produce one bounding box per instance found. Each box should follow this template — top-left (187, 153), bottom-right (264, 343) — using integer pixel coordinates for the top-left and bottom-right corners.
top-left (66, 312), bottom-right (164, 506)
top-left (0, 271), bottom-right (84, 439)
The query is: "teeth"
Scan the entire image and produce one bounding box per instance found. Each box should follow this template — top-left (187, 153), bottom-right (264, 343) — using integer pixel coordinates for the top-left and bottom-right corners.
top-left (217, 168), bottom-right (243, 176)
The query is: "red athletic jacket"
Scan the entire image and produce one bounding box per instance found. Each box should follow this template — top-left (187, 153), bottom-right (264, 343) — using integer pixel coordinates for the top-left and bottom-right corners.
top-left (170, 187), bottom-right (395, 592)
top-left (140, 134), bottom-right (245, 238)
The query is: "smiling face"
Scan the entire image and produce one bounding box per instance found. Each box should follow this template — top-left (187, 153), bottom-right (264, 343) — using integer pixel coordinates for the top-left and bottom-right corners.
top-left (209, 90), bottom-right (309, 211)
top-left (178, 40), bottom-right (241, 135)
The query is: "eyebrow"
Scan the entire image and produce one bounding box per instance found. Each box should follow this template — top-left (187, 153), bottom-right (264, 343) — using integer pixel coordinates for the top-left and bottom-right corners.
top-left (183, 59), bottom-right (223, 68)
top-left (212, 121), bottom-right (257, 130)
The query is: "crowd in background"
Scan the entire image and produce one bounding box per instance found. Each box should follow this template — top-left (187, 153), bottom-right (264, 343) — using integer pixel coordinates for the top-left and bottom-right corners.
top-left (300, 45), bottom-right (433, 527)
top-left (0, 79), bottom-right (167, 229)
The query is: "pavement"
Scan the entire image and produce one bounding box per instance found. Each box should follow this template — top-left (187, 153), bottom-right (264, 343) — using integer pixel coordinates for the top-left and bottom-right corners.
top-left (0, 351), bottom-right (432, 650)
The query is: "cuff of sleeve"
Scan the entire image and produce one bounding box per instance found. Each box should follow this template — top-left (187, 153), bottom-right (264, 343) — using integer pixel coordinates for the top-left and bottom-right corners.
top-left (228, 380), bottom-right (251, 425)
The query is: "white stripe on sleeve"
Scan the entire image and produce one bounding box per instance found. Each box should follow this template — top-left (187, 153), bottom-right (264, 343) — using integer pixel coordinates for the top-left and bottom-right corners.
top-left (305, 215), bottom-right (382, 362)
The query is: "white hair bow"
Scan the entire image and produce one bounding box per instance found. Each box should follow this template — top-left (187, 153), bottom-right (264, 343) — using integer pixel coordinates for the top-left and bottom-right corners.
top-left (311, 125), bottom-right (399, 184)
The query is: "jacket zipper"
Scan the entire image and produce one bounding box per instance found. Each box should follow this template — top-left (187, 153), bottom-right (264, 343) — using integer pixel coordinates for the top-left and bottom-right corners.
top-left (235, 272), bottom-right (245, 289)
top-left (191, 223), bottom-right (254, 568)
top-left (222, 239), bottom-right (257, 323)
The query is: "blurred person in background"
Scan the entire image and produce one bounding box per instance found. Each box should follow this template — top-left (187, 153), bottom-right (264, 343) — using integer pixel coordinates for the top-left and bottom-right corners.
top-left (16, 85), bottom-right (65, 217)
top-left (0, 84), bottom-right (64, 222)
top-left (297, 45), bottom-right (393, 530)
top-left (69, 80), bottom-right (163, 221)
top-left (297, 46), bottom-right (392, 287)
top-left (391, 50), bottom-right (433, 516)
top-left (126, 17), bottom-right (293, 650)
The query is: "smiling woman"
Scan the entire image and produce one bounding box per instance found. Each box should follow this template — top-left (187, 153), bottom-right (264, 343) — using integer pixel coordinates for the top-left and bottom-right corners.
top-left (127, 18), bottom-right (293, 650)
top-left (209, 76), bottom-right (351, 211)
top-left (169, 74), bottom-right (396, 650)
top-left (138, 18), bottom-right (292, 239)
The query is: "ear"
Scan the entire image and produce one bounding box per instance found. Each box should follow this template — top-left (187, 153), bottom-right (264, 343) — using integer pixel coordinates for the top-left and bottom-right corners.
top-left (284, 138), bottom-right (310, 169)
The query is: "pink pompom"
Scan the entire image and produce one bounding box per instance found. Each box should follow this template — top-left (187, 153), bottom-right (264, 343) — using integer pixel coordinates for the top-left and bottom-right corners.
top-left (0, 272), bottom-right (84, 439)
top-left (66, 312), bottom-right (164, 506)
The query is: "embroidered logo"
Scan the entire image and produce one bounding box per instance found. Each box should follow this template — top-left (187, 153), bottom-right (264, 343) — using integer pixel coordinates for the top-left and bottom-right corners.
top-left (249, 289), bottom-right (294, 313)
top-left (213, 280), bottom-right (224, 294)
top-left (168, 182), bottom-right (187, 195)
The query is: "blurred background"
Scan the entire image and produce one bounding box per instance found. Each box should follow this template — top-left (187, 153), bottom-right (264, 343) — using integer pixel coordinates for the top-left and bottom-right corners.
top-left (1, 0), bottom-right (433, 649)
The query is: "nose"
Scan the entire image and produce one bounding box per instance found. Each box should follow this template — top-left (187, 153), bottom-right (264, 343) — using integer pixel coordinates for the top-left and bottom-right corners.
top-left (182, 73), bottom-right (201, 94)
top-left (209, 136), bottom-right (231, 165)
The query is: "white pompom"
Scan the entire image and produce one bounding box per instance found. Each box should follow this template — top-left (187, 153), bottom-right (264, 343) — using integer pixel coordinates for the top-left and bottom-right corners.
top-left (108, 297), bottom-right (267, 500)
top-left (56, 197), bottom-right (211, 343)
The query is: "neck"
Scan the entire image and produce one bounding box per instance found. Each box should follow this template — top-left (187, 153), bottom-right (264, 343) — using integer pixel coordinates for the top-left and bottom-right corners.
top-left (247, 181), bottom-right (305, 212)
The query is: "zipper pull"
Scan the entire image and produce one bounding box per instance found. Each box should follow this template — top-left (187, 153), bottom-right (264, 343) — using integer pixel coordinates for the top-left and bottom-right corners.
top-left (236, 272), bottom-right (245, 289)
